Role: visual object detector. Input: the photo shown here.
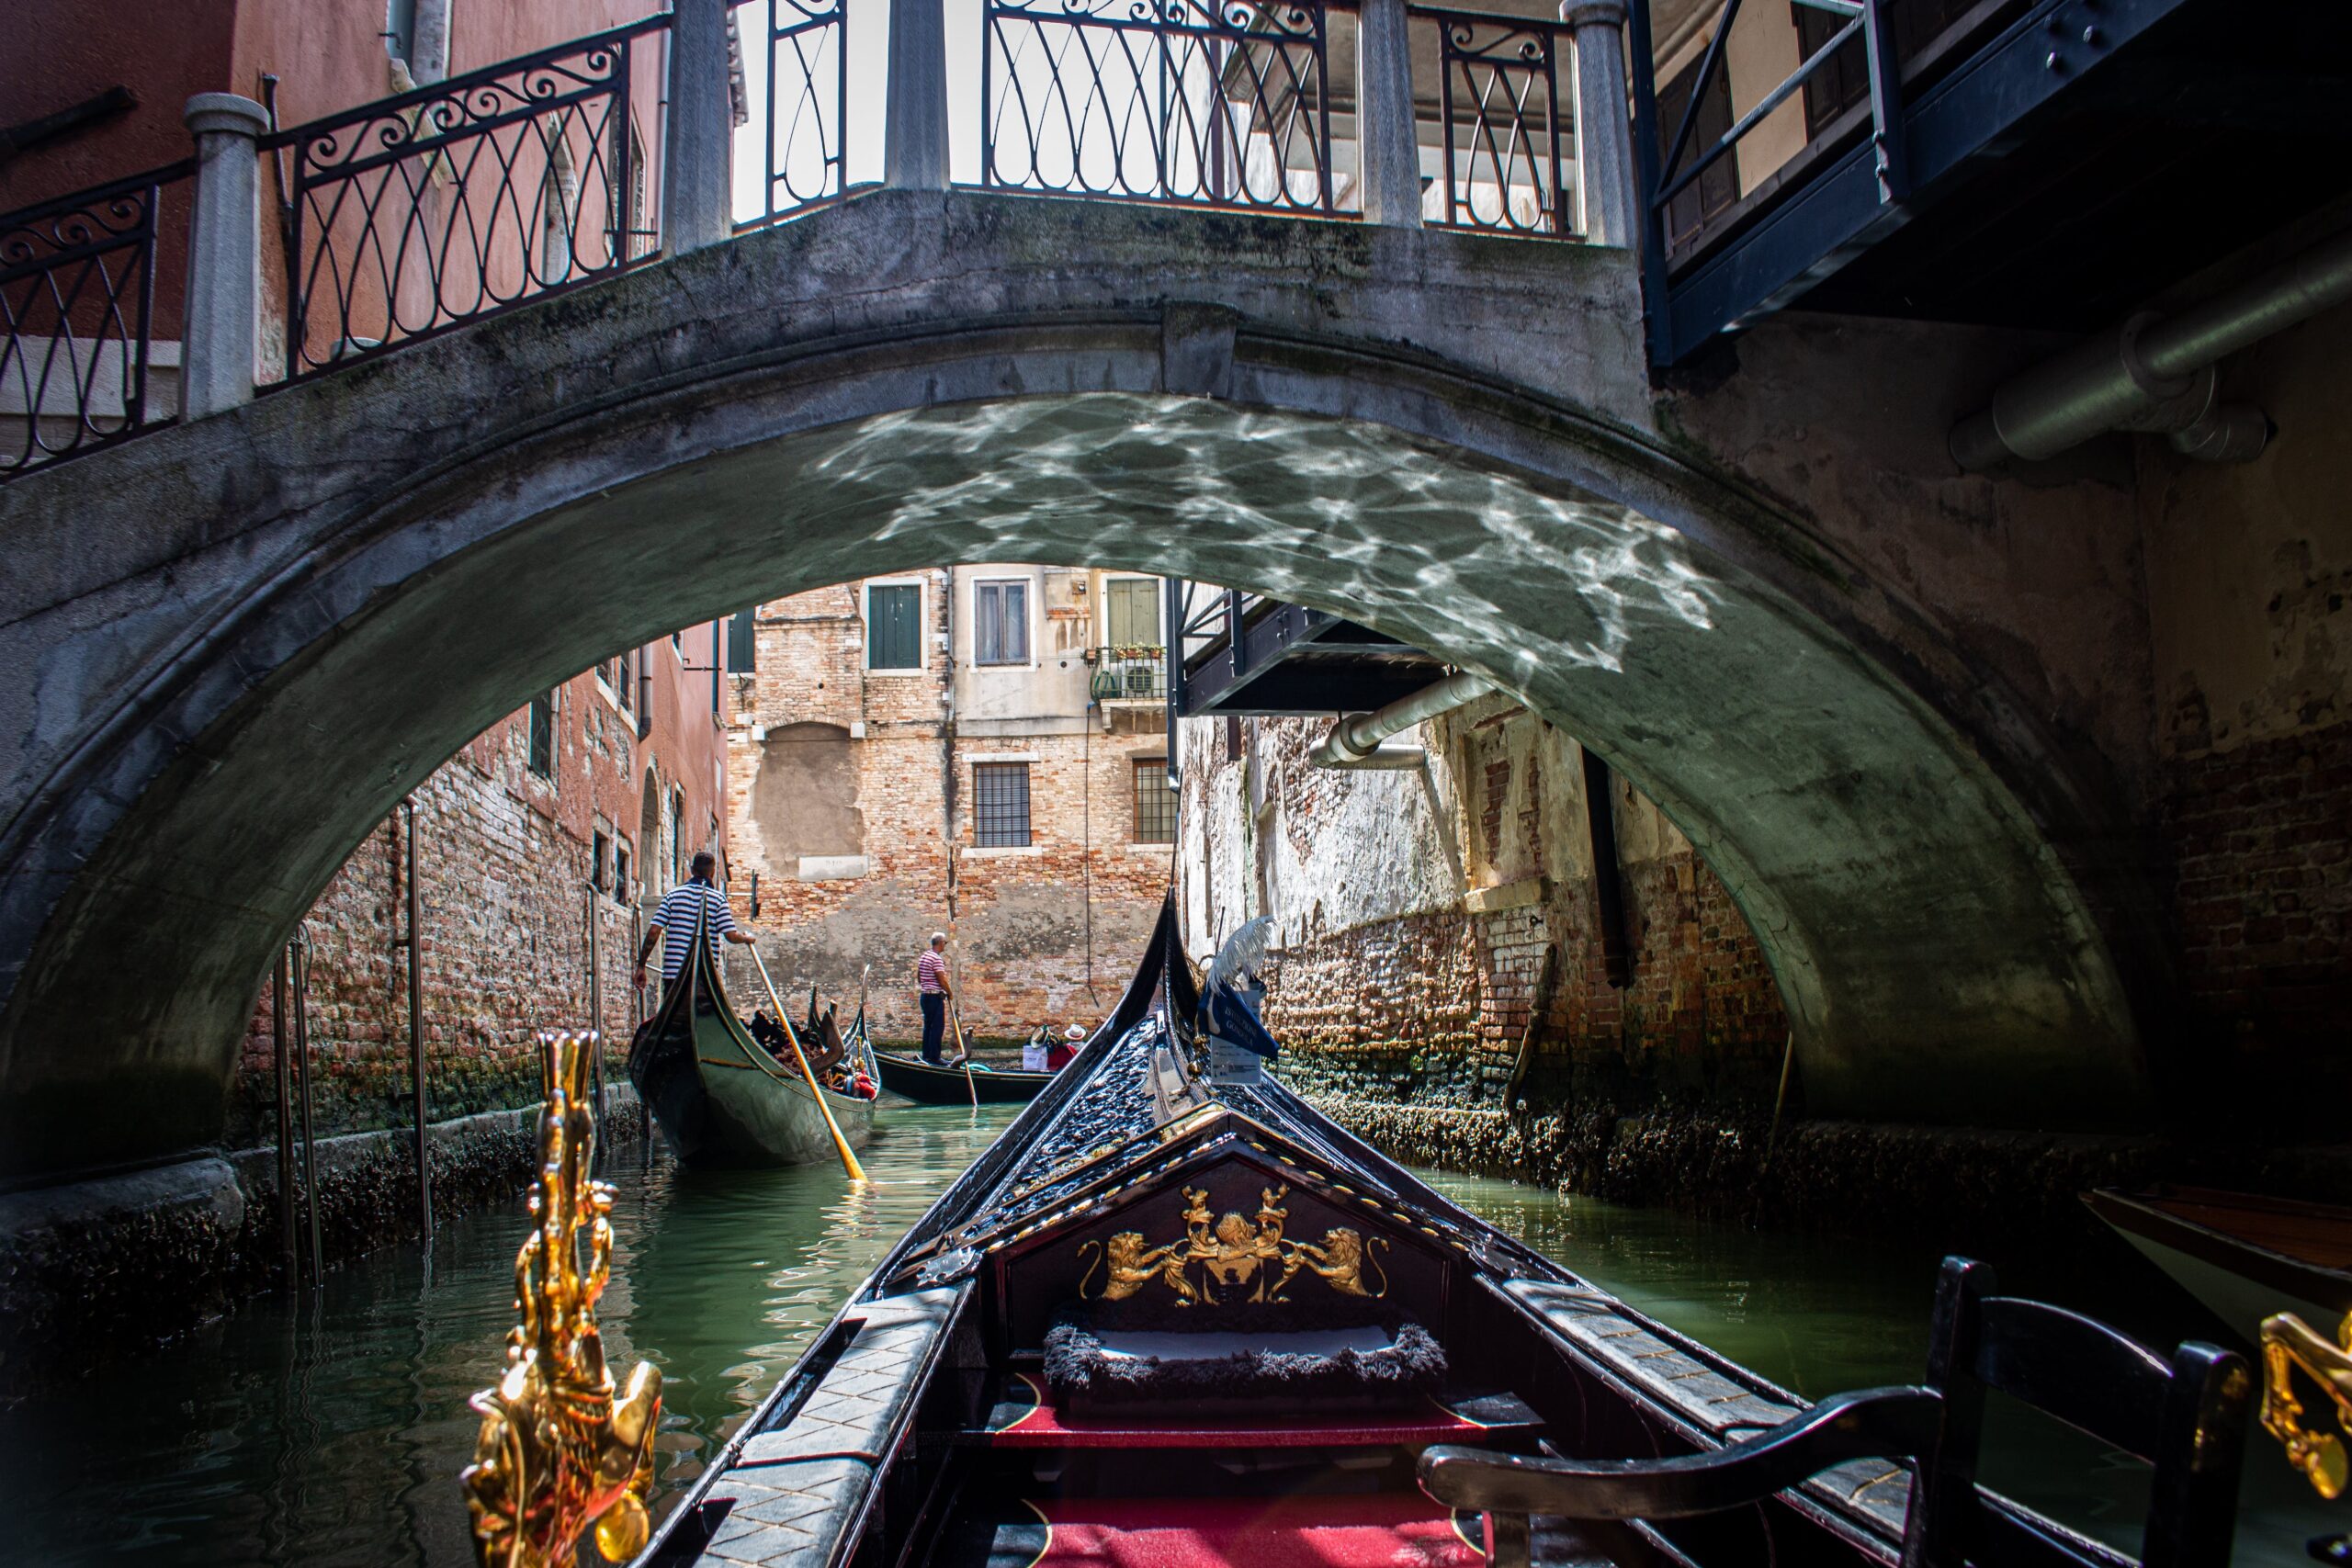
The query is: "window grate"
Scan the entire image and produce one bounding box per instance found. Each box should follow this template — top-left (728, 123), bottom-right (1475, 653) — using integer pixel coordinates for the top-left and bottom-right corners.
top-left (1133, 760), bottom-right (1175, 843)
top-left (973, 761), bottom-right (1032, 848)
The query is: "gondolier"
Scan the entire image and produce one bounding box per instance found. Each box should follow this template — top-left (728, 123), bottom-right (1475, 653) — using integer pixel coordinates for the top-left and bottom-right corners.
top-left (634, 852), bottom-right (754, 994)
top-left (917, 932), bottom-right (953, 1064)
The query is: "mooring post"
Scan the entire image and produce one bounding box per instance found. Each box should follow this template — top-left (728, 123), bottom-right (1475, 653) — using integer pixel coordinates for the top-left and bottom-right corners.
top-left (404, 798), bottom-right (432, 1242)
top-left (179, 93), bottom-right (266, 420)
top-left (885, 0), bottom-right (951, 190)
top-left (272, 947), bottom-right (297, 1279)
top-left (588, 881), bottom-right (605, 1150)
top-left (662, 0), bottom-right (735, 254)
top-left (1563, 2), bottom-right (1637, 246)
top-left (291, 927), bottom-right (322, 1281)
top-left (1355, 0), bottom-right (1424, 228)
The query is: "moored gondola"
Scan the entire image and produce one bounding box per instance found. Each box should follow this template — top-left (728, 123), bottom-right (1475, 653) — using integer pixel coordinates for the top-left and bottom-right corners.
top-left (626, 909), bottom-right (876, 1169)
top-left (873, 1048), bottom-right (1056, 1104)
top-left (631, 899), bottom-right (2251, 1568)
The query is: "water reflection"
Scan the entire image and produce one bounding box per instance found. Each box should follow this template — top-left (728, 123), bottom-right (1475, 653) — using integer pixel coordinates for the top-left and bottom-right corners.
top-left (0, 1118), bottom-right (2335, 1566)
top-left (0, 1106), bottom-right (1023, 1567)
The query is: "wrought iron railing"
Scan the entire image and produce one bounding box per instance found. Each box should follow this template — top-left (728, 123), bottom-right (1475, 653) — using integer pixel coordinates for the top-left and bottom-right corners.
top-left (267, 14), bottom-right (667, 382)
top-left (1, 160), bottom-right (193, 476)
top-left (1409, 6), bottom-right (1576, 236)
top-left (1091, 646), bottom-right (1169, 701)
top-left (744, 0), bottom-right (849, 225)
top-left (981, 0), bottom-right (1339, 214)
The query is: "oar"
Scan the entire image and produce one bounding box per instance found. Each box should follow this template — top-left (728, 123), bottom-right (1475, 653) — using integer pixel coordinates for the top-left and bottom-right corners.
top-left (748, 944), bottom-right (867, 1183)
top-left (947, 990), bottom-right (978, 1108)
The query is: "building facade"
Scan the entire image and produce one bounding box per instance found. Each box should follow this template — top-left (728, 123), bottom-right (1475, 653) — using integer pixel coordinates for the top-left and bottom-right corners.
top-left (726, 568), bottom-right (1175, 1043)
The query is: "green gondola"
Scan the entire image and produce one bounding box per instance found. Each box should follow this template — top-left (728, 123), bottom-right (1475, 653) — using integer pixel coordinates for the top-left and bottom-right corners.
top-left (626, 908), bottom-right (876, 1168)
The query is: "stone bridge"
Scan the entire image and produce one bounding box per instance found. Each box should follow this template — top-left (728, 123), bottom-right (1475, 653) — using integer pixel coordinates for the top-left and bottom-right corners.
top-left (0, 187), bottom-right (2167, 1180)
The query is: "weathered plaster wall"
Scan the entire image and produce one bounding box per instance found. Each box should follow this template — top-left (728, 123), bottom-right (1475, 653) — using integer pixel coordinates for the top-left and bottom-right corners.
top-left (2139, 304), bottom-right (2352, 1134)
top-left (1183, 702), bottom-right (1790, 1120)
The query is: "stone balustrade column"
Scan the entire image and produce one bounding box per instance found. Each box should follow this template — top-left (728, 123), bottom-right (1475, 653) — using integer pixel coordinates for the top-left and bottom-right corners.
top-left (1564, 1), bottom-right (1636, 247)
top-left (1356, 0), bottom-right (1423, 228)
top-left (664, 0), bottom-right (735, 254)
top-left (886, 0), bottom-right (952, 190)
top-left (180, 93), bottom-right (268, 423)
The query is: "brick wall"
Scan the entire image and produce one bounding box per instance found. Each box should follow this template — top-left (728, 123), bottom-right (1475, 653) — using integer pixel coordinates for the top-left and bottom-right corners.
top-left (230, 634), bottom-right (727, 1147)
top-left (2161, 717), bottom-right (2352, 1128)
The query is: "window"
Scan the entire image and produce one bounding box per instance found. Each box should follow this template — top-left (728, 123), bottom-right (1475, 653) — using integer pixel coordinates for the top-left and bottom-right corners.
top-left (1105, 578), bottom-right (1160, 649)
top-left (976, 580), bottom-right (1030, 666)
top-left (528, 692), bottom-right (555, 777)
top-left (1656, 52), bottom-right (1736, 248)
top-left (671, 788), bottom-right (686, 882)
top-left (386, 0), bottom-right (418, 63)
top-left (867, 582), bottom-right (923, 671)
top-left (973, 762), bottom-right (1032, 848)
top-left (729, 608), bottom-right (757, 673)
top-left (593, 829), bottom-right (611, 890)
top-left (615, 648), bottom-right (633, 713)
top-left (1134, 760), bottom-right (1175, 843)
top-left (615, 840), bottom-right (631, 904)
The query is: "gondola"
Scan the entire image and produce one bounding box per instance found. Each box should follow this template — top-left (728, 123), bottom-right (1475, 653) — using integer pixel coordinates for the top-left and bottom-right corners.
top-left (626, 908), bottom-right (876, 1169)
top-left (2086, 1183), bottom-right (2352, 1343)
top-left (874, 1048), bottom-right (1056, 1104)
top-left (635, 899), bottom-right (2250, 1568)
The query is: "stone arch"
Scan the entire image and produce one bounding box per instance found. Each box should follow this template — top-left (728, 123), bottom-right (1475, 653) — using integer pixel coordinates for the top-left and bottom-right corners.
top-left (0, 192), bottom-right (2150, 1177)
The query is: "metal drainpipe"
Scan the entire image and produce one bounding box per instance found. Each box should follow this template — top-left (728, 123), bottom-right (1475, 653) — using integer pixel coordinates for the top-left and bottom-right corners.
top-left (1308, 670), bottom-right (1492, 769)
top-left (1951, 226), bottom-right (2352, 470)
top-left (403, 798), bottom-right (431, 1243)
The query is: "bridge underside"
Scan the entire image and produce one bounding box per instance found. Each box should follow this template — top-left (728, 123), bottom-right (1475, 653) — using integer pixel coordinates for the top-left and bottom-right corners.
top-left (0, 191), bottom-right (2148, 1179)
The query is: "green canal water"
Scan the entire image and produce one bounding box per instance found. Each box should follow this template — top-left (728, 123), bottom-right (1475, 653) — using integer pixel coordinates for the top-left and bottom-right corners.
top-left (0, 1107), bottom-right (2334, 1564)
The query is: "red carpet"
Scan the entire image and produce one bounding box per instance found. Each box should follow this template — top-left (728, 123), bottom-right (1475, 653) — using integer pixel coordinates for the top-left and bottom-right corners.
top-left (1012, 1495), bottom-right (1483, 1568)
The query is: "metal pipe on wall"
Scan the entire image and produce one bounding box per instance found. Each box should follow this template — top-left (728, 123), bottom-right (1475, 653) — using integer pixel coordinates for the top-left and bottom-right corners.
top-left (1308, 670), bottom-right (1492, 769)
top-left (1951, 226), bottom-right (2352, 469)
top-left (403, 798), bottom-right (432, 1243)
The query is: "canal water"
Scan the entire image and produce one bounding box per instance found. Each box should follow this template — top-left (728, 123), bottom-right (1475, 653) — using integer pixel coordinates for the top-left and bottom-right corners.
top-left (0, 1107), bottom-right (2333, 1564)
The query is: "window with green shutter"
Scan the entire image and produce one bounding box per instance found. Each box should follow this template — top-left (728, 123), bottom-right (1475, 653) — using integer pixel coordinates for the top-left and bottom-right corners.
top-left (867, 582), bottom-right (922, 670)
top-left (1105, 577), bottom-right (1159, 649)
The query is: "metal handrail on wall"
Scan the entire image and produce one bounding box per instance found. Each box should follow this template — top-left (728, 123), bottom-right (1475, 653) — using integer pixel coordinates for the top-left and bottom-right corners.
top-left (1407, 5), bottom-right (1577, 236)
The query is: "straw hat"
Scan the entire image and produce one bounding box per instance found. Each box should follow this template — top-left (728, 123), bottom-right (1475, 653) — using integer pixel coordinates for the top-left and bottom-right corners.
top-left (1063, 1025), bottom-right (1086, 1042)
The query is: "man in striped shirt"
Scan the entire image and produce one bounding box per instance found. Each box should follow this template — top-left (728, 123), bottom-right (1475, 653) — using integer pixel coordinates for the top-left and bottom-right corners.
top-left (633, 852), bottom-right (754, 993)
top-left (917, 932), bottom-right (954, 1064)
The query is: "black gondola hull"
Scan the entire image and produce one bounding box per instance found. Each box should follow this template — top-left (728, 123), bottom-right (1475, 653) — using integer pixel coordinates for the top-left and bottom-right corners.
top-left (875, 1051), bottom-right (1055, 1104)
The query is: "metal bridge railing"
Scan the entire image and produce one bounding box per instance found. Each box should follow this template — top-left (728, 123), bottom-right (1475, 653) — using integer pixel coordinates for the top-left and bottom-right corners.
top-left (0, 0), bottom-right (1645, 485)
top-left (270, 16), bottom-right (670, 382)
top-left (1, 160), bottom-right (194, 475)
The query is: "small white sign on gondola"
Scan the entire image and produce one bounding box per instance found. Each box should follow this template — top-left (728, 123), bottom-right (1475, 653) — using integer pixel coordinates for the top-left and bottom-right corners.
top-left (1205, 1034), bottom-right (1265, 1085)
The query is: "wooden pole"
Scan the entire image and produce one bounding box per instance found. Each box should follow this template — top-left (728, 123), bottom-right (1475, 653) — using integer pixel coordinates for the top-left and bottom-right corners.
top-left (1760, 1032), bottom-right (1797, 1175)
top-left (748, 943), bottom-right (867, 1182)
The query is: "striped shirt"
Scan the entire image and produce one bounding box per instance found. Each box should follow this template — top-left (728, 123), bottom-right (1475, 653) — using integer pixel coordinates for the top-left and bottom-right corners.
top-left (653, 879), bottom-right (735, 981)
top-left (917, 949), bottom-right (947, 993)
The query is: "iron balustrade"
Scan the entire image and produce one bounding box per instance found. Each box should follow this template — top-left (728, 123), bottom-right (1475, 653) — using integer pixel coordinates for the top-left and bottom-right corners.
top-left (1409, 5), bottom-right (1576, 236)
top-left (267, 14), bottom-right (668, 382)
top-left (981, 0), bottom-right (1339, 214)
top-left (1090, 646), bottom-right (1170, 701)
top-left (1, 160), bottom-right (193, 476)
top-left (744, 0), bottom-right (849, 226)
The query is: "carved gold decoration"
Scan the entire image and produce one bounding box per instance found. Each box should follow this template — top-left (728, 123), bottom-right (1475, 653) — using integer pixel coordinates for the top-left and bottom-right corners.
top-left (1077, 1183), bottom-right (1392, 1304)
top-left (463, 1032), bottom-right (663, 1567)
top-left (2262, 1307), bottom-right (2352, 1499)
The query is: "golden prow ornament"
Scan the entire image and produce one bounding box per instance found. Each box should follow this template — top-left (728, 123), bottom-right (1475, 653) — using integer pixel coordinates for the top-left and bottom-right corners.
top-left (2262, 1305), bottom-right (2352, 1500)
top-left (463, 1032), bottom-right (663, 1567)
